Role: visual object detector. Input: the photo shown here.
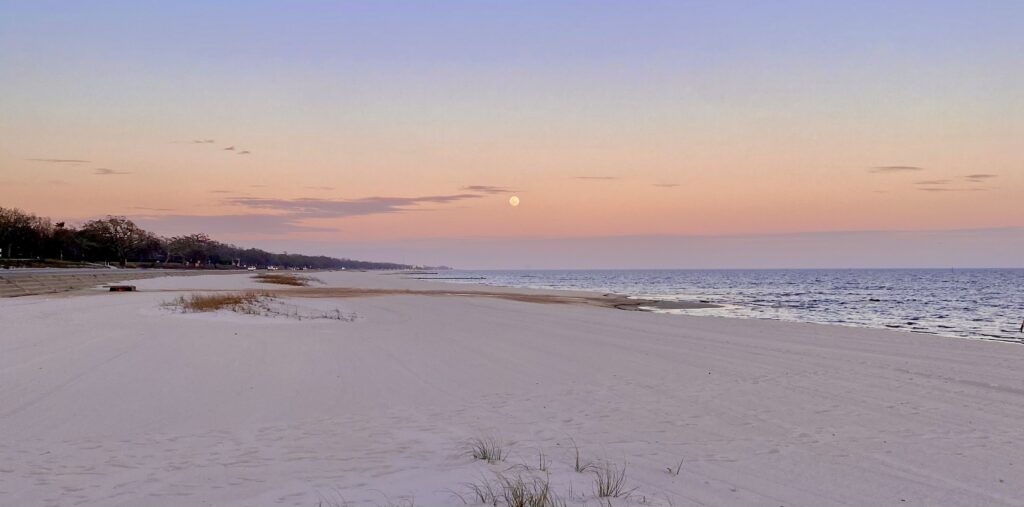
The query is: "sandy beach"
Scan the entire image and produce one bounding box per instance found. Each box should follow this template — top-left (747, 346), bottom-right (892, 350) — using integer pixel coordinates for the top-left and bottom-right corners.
top-left (2, 271), bottom-right (1023, 506)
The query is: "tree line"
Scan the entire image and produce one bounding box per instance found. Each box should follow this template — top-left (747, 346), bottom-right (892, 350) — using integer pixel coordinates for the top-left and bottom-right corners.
top-left (0, 206), bottom-right (413, 270)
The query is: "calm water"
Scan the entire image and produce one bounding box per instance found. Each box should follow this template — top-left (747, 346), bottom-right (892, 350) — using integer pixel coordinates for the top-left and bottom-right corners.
top-left (422, 269), bottom-right (1024, 343)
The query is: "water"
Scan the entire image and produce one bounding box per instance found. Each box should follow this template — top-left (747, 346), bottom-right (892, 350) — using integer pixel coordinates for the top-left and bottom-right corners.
top-left (419, 269), bottom-right (1024, 343)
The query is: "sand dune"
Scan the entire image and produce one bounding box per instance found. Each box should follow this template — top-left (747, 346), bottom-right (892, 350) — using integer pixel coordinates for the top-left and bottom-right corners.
top-left (2, 271), bottom-right (1023, 506)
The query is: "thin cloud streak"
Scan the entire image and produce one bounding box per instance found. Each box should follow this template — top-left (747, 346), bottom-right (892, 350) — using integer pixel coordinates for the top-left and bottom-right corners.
top-left (870, 166), bottom-right (923, 173)
top-left (94, 168), bottom-right (131, 175)
top-left (918, 187), bottom-right (986, 192)
top-left (137, 214), bottom-right (334, 236)
top-left (228, 193), bottom-right (483, 219)
top-left (461, 185), bottom-right (516, 194)
top-left (574, 176), bottom-right (618, 180)
top-left (653, 183), bottom-right (679, 188)
top-left (964, 174), bottom-right (997, 181)
top-left (28, 158), bottom-right (90, 163)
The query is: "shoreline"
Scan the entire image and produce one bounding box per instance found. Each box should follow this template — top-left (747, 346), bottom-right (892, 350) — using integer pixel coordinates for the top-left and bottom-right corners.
top-left (3, 271), bottom-right (1023, 505)
top-left (411, 270), bottom-right (1023, 344)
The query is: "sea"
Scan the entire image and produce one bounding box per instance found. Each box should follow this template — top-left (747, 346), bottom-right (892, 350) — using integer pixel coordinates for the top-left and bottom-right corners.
top-left (418, 269), bottom-right (1024, 344)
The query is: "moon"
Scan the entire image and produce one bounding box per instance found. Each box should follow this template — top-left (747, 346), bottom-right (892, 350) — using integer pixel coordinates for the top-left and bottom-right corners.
top-left (508, 196), bottom-right (520, 207)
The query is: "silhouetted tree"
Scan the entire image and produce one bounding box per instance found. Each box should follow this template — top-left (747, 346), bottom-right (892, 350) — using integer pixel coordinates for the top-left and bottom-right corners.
top-left (0, 206), bottom-right (416, 269)
top-left (80, 216), bottom-right (151, 266)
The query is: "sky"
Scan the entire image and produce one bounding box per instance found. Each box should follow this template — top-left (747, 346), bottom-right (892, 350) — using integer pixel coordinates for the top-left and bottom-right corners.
top-left (1, 0), bottom-right (1021, 268)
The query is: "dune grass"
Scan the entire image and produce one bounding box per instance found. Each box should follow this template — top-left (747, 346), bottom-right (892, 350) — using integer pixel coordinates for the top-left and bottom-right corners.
top-left (497, 474), bottom-right (565, 507)
top-left (334, 439), bottom-right (639, 506)
top-left (469, 436), bottom-right (508, 463)
top-left (168, 291), bottom-right (269, 314)
top-left (592, 461), bottom-right (631, 498)
top-left (166, 291), bottom-right (356, 321)
top-left (571, 439), bottom-right (594, 473)
top-left (253, 272), bottom-right (319, 286)
top-left (458, 473), bottom-right (565, 507)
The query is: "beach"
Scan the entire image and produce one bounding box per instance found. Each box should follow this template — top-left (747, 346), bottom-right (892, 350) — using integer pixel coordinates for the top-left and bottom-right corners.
top-left (2, 271), bottom-right (1023, 506)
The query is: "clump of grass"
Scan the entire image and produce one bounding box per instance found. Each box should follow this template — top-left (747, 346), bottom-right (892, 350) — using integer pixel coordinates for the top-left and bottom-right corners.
top-left (166, 291), bottom-right (356, 321)
top-left (498, 474), bottom-right (565, 507)
top-left (469, 436), bottom-right (508, 463)
top-left (593, 461), bottom-right (631, 498)
top-left (459, 476), bottom-right (499, 506)
top-left (459, 473), bottom-right (564, 507)
top-left (571, 439), bottom-right (594, 473)
top-left (253, 272), bottom-right (319, 286)
top-left (167, 291), bottom-right (270, 313)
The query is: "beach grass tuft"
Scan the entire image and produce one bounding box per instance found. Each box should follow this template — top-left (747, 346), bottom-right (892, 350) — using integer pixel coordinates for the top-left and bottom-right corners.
top-left (460, 473), bottom-right (564, 507)
top-left (469, 436), bottom-right (508, 463)
top-left (497, 473), bottom-right (565, 507)
top-left (252, 272), bottom-right (319, 286)
top-left (168, 291), bottom-right (270, 314)
top-left (571, 439), bottom-right (594, 473)
top-left (460, 476), bottom-right (499, 506)
top-left (592, 461), bottom-right (631, 498)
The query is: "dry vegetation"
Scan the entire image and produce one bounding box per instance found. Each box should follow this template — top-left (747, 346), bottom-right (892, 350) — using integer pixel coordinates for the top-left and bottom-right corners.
top-left (454, 438), bottom-right (637, 506)
top-left (167, 291), bottom-right (269, 314)
top-left (165, 291), bottom-right (355, 321)
top-left (592, 461), bottom-right (631, 498)
top-left (460, 473), bottom-right (566, 507)
top-left (469, 436), bottom-right (509, 464)
top-left (252, 273), bottom-right (321, 286)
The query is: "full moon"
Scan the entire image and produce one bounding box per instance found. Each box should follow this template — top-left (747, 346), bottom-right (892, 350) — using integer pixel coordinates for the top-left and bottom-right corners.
top-left (508, 196), bottom-right (520, 207)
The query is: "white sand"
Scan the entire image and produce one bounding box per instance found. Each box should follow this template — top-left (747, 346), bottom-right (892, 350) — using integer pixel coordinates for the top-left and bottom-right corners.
top-left (2, 271), bottom-right (1023, 506)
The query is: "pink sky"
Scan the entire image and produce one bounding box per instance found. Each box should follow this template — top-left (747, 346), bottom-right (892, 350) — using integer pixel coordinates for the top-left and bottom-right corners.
top-left (1, 2), bottom-right (1021, 267)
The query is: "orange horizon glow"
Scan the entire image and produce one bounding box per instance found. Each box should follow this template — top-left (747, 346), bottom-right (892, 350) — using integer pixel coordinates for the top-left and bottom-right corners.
top-left (1, 2), bottom-right (1021, 267)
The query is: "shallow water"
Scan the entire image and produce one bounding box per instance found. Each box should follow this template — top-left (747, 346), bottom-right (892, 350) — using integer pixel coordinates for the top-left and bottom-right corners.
top-left (420, 269), bottom-right (1024, 343)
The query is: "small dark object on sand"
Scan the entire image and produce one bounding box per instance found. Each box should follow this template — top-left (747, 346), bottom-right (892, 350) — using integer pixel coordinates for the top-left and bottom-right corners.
top-left (108, 285), bottom-right (136, 292)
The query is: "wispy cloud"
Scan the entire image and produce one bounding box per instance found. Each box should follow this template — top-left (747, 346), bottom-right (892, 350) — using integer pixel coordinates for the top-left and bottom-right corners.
top-left (304, 186), bottom-right (336, 191)
top-left (237, 150), bottom-right (251, 155)
top-left (47, 180), bottom-right (71, 186)
top-left (915, 179), bottom-right (951, 185)
top-left (574, 176), bottom-right (618, 180)
top-left (248, 184), bottom-right (267, 188)
top-left (918, 187), bottom-right (986, 192)
top-left (140, 187), bottom-right (519, 236)
top-left (129, 206), bottom-right (177, 212)
top-left (228, 193), bottom-right (483, 219)
top-left (653, 183), bottom-right (679, 188)
top-left (136, 214), bottom-right (333, 236)
top-left (869, 166), bottom-right (923, 173)
top-left (94, 168), bottom-right (131, 176)
top-left (28, 158), bottom-right (90, 164)
top-left (224, 146), bottom-right (235, 151)
top-left (462, 185), bottom-right (516, 194)
top-left (209, 190), bottom-right (233, 194)
top-left (964, 173), bottom-right (997, 181)
top-left (193, 139), bottom-right (215, 144)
